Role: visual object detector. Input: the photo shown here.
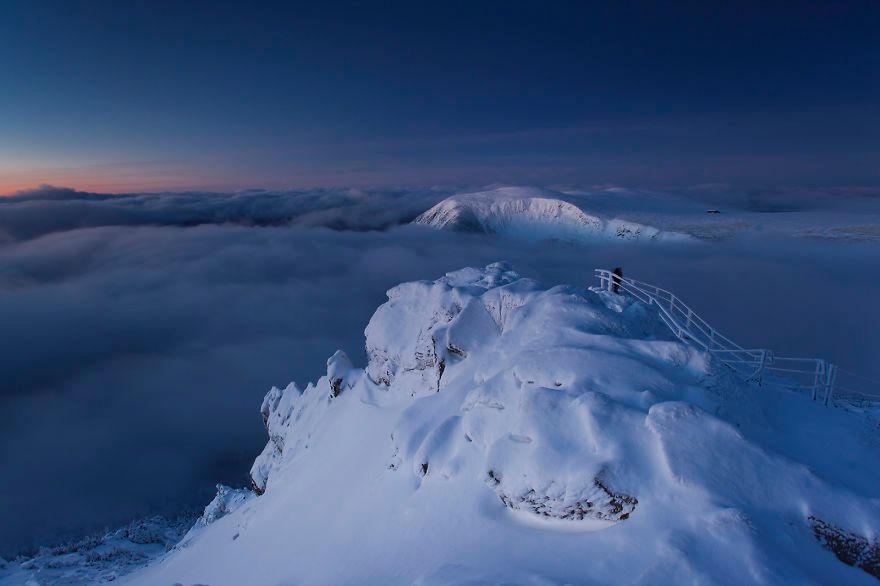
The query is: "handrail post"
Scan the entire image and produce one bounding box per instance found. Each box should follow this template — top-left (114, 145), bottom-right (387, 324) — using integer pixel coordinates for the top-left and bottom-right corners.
top-left (755, 350), bottom-right (767, 385)
top-left (823, 364), bottom-right (837, 406)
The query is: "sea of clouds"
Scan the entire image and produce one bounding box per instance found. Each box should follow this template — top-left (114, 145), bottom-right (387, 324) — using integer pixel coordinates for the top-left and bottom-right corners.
top-left (1, 185), bottom-right (878, 556)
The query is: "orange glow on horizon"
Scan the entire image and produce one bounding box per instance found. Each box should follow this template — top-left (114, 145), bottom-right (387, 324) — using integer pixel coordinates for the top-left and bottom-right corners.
top-left (0, 162), bottom-right (257, 195)
top-left (0, 177), bottom-right (214, 196)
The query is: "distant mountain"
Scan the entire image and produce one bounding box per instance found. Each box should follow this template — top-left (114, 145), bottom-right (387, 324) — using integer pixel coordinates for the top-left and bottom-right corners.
top-left (413, 186), bottom-right (693, 243)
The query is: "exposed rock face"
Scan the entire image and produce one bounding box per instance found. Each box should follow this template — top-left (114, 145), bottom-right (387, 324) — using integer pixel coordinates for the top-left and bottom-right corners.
top-left (809, 516), bottom-right (880, 579)
top-left (490, 474), bottom-right (638, 522)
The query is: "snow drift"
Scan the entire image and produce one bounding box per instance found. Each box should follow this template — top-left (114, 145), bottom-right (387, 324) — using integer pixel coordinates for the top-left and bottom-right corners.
top-left (121, 263), bottom-right (880, 585)
top-left (413, 187), bottom-right (692, 243)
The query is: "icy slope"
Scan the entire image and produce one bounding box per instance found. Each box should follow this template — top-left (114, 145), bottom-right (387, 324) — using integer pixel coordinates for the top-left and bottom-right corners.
top-left (413, 187), bottom-right (691, 243)
top-left (124, 263), bottom-right (879, 586)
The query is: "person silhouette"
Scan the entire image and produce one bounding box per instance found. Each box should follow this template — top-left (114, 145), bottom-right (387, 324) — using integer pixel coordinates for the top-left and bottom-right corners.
top-left (610, 267), bottom-right (623, 293)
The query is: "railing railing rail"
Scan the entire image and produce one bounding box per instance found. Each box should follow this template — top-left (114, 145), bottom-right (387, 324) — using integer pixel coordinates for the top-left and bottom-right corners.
top-left (594, 269), bottom-right (878, 407)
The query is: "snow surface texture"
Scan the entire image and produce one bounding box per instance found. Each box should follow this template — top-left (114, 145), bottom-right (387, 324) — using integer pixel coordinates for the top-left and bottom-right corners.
top-left (117, 263), bottom-right (880, 585)
top-left (413, 185), bottom-right (880, 243)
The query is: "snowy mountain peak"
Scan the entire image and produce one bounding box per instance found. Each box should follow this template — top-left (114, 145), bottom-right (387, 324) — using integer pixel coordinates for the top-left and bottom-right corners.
top-left (413, 187), bottom-right (690, 243)
top-left (122, 264), bottom-right (880, 585)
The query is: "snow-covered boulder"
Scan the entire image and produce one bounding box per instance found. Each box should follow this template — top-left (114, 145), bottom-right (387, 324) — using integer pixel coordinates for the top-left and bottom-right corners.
top-left (124, 263), bottom-right (880, 586)
top-left (198, 485), bottom-right (254, 527)
top-left (326, 350), bottom-right (355, 398)
top-left (413, 186), bottom-right (691, 243)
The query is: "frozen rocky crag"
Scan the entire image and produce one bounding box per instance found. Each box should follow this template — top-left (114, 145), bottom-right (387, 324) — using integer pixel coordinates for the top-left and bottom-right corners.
top-left (196, 484), bottom-right (254, 527)
top-left (123, 262), bottom-right (880, 585)
top-left (0, 486), bottom-right (250, 586)
top-left (0, 515), bottom-right (194, 586)
top-left (413, 186), bottom-right (692, 243)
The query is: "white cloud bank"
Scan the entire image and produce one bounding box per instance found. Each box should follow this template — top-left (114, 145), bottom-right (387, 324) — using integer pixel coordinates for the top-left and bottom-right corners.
top-left (0, 185), bottom-right (878, 557)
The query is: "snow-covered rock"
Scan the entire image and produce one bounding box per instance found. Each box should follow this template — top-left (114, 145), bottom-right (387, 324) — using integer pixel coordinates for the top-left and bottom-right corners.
top-left (249, 381), bottom-right (301, 494)
top-left (197, 485), bottom-right (254, 527)
top-left (413, 186), bottom-right (691, 243)
top-left (326, 350), bottom-right (355, 398)
top-left (0, 516), bottom-right (192, 586)
top-left (121, 263), bottom-right (880, 586)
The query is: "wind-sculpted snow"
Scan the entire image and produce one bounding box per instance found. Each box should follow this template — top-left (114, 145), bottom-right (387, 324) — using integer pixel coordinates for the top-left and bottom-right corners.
top-left (413, 187), bottom-right (692, 243)
top-left (121, 263), bottom-right (880, 585)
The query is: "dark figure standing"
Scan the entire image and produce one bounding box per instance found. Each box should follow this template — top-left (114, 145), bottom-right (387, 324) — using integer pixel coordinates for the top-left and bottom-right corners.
top-left (611, 267), bottom-right (623, 293)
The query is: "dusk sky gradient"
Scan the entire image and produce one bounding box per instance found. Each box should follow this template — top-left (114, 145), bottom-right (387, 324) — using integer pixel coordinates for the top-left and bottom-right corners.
top-left (1, 0), bottom-right (877, 193)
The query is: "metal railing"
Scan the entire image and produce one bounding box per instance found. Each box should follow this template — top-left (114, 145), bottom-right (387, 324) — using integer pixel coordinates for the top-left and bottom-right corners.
top-left (593, 269), bottom-right (876, 406)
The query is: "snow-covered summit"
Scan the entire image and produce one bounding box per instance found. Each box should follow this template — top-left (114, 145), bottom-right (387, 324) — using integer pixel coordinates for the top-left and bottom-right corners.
top-left (413, 187), bottom-right (691, 243)
top-left (122, 263), bottom-right (879, 585)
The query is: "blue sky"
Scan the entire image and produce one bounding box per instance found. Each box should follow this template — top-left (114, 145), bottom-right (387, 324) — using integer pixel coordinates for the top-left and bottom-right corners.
top-left (1, 0), bottom-right (877, 193)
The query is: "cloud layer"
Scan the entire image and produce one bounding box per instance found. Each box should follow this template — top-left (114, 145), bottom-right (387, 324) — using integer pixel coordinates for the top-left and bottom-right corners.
top-left (0, 185), bottom-right (456, 243)
top-left (4, 183), bottom-right (879, 244)
top-left (1, 187), bottom-right (879, 557)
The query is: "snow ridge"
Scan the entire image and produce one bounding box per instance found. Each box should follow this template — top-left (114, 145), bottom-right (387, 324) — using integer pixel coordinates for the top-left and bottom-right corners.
top-left (120, 263), bottom-right (879, 586)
